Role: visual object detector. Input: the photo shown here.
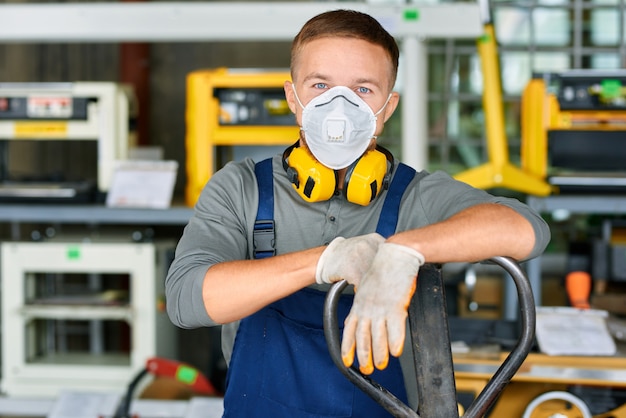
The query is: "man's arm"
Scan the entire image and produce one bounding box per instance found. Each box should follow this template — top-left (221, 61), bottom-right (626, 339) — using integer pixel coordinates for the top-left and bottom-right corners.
top-left (201, 246), bottom-right (322, 324)
top-left (203, 231), bottom-right (389, 324)
top-left (342, 202), bottom-right (543, 374)
top-left (202, 202), bottom-right (535, 326)
top-left (388, 202), bottom-right (536, 263)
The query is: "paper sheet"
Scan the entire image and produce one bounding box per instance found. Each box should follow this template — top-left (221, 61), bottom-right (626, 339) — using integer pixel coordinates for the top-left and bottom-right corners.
top-left (47, 391), bottom-right (120, 418)
top-left (185, 397), bottom-right (224, 418)
top-left (106, 160), bottom-right (178, 209)
top-left (535, 306), bottom-right (616, 356)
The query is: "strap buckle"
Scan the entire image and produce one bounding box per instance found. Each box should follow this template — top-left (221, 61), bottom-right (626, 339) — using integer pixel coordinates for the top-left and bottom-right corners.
top-left (253, 219), bottom-right (276, 259)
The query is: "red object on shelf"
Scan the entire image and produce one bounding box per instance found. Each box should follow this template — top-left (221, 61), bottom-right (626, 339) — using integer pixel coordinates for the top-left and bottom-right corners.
top-left (145, 357), bottom-right (218, 396)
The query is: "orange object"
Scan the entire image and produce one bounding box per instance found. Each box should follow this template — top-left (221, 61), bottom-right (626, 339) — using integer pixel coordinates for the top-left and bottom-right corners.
top-left (566, 271), bottom-right (592, 309)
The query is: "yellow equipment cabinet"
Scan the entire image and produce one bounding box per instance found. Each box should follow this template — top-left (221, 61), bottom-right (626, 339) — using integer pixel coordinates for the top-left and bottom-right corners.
top-left (521, 71), bottom-right (626, 194)
top-left (185, 67), bottom-right (300, 206)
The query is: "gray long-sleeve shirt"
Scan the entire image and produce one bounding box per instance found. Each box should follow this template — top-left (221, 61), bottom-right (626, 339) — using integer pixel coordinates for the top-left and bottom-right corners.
top-left (165, 154), bottom-right (550, 397)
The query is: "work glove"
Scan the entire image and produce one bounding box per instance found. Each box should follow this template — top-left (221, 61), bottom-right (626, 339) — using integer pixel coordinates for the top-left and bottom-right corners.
top-left (315, 233), bottom-right (385, 286)
top-left (341, 242), bottom-right (425, 375)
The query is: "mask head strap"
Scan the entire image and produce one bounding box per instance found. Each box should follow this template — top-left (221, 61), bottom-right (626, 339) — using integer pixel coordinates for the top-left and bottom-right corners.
top-left (374, 93), bottom-right (393, 117)
top-left (292, 83), bottom-right (305, 110)
top-left (293, 82), bottom-right (392, 117)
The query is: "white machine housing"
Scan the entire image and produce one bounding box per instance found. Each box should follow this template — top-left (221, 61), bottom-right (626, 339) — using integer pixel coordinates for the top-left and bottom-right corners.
top-left (0, 82), bottom-right (134, 193)
top-left (0, 240), bottom-right (176, 397)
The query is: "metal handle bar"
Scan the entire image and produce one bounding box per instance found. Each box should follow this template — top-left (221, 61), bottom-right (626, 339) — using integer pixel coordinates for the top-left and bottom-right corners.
top-left (323, 277), bottom-right (419, 418)
top-left (322, 256), bottom-right (536, 418)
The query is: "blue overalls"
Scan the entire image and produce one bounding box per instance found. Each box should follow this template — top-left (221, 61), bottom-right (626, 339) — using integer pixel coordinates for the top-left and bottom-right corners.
top-left (222, 158), bottom-right (416, 418)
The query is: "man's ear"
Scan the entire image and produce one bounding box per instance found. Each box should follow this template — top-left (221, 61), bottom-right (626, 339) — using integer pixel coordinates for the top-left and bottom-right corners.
top-left (284, 81), bottom-right (298, 114)
top-left (382, 91), bottom-right (400, 123)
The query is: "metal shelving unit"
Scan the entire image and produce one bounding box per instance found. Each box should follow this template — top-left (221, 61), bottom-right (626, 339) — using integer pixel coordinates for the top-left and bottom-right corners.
top-left (0, 1), bottom-right (482, 172)
top-left (525, 195), bottom-right (626, 306)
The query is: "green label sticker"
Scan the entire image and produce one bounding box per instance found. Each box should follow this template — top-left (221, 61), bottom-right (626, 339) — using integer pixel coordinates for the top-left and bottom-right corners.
top-left (601, 79), bottom-right (622, 99)
top-left (67, 246), bottom-right (80, 260)
top-left (176, 365), bottom-right (198, 385)
top-left (404, 9), bottom-right (419, 21)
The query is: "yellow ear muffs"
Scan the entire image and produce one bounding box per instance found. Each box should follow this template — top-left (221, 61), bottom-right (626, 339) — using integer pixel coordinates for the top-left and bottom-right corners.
top-left (283, 144), bottom-right (336, 202)
top-left (344, 147), bottom-right (392, 206)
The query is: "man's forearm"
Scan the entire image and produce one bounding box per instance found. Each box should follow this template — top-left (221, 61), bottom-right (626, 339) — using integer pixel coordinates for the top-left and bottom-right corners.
top-left (202, 246), bottom-right (324, 324)
top-left (388, 203), bottom-right (536, 263)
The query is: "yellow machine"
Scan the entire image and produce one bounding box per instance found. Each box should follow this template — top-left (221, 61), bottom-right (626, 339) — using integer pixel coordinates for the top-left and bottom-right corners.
top-left (185, 67), bottom-right (299, 206)
top-left (521, 70), bottom-right (626, 194)
top-left (453, 0), bottom-right (552, 196)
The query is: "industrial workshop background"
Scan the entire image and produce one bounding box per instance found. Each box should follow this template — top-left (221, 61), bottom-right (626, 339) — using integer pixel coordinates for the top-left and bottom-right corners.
top-left (1, 0), bottom-right (626, 416)
top-left (2, 0), bottom-right (624, 341)
top-left (3, 0), bottom-right (625, 197)
top-left (4, 0), bottom-right (622, 257)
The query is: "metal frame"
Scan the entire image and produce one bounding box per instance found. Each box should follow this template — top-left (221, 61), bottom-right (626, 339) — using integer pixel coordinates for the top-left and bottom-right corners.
top-left (324, 256), bottom-right (535, 417)
top-left (0, 2), bottom-right (480, 42)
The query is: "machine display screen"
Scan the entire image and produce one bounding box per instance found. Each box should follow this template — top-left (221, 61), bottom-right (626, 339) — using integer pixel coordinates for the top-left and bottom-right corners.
top-left (0, 96), bottom-right (90, 120)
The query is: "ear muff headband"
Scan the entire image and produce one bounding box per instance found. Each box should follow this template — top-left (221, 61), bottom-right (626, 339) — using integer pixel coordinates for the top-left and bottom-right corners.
top-left (283, 142), bottom-right (393, 205)
top-left (282, 143), bottom-right (336, 202)
top-left (344, 146), bottom-right (394, 206)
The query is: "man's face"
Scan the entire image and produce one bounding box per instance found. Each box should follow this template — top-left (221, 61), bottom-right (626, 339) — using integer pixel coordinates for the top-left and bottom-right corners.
top-left (285, 37), bottom-right (399, 139)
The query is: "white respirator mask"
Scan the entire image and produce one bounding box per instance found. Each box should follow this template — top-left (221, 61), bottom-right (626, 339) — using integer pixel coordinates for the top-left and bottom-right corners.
top-left (293, 85), bottom-right (391, 169)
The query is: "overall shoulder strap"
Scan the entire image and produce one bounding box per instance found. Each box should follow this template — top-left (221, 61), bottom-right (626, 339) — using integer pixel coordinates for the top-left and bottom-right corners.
top-left (254, 159), bottom-right (416, 257)
top-left (375, 163), bottom-right (416, 238)
top-left (253, 158), bottom-right (276, 259)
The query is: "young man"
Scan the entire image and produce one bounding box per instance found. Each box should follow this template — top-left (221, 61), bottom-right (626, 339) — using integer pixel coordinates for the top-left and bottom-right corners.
top-left (166, 9), bottom-right (550, 417)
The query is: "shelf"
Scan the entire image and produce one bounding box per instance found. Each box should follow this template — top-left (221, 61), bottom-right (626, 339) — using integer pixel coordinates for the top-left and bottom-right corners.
top-left (527, 194), bottom-right (626, 215)
top-left (20, 305), bottom-right (132, 322)
top-left (0, 204), bottom-right (193, 225)
top-left (0, 2), bottom-right (480, 42)
top-left (523, 194), bottom-right (626, 306)
top-left (455, 350), bottom-right (626, 388)
top-left (28, 352), bottom-right (130, 367)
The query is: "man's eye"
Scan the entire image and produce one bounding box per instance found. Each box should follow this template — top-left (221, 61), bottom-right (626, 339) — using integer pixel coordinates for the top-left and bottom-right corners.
top-left (314, 83), bottom-right (328, 89)
top-left (357, 87), bottom-right (371, 94)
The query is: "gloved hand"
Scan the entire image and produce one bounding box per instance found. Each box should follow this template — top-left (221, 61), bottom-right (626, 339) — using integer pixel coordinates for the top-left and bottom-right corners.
top-left (315, 233), bottom-right (385, 285)
top-left (341, 242), bottom-right (425, 375)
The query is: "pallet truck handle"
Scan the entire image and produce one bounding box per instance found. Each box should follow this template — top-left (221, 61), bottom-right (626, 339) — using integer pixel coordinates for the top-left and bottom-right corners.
top-left (323, 256), bottom-right (536, 418)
